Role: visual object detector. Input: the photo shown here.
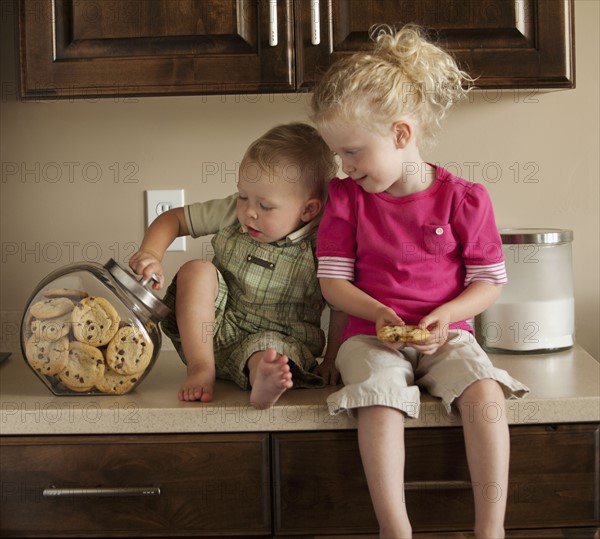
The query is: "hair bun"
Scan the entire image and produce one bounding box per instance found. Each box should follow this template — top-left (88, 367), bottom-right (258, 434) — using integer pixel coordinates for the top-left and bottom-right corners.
top-left (311, 24), bottom-right (474, 151)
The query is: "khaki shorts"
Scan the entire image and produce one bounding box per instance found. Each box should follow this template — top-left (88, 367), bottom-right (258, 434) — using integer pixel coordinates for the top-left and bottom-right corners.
top-left (328, 330), bottom-right (529, 418)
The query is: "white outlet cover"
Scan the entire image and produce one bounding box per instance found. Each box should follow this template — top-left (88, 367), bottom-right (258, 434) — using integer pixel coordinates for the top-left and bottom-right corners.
top-left (145, 189), bottom-right (186, 252)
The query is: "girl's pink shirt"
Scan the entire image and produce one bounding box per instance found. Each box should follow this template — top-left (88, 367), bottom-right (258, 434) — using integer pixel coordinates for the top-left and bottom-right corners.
top-left (316, 165), bottom-right (506, 341)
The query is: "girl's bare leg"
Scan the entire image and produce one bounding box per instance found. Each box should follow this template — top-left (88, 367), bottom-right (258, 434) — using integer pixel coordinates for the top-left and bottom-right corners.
top-left (247, 348), bottom-right (293, 409)
top-left (176, 260), bottom-right (219, 402)
top-left (357, 406), bottom-right (412, 539)
top-left (457, 379), bottom-right (509, 539)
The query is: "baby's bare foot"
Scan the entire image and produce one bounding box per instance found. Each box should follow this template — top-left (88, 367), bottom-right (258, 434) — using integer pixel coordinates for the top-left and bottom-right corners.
top-left (249, 348), bottom-right (293, 409)
top-left (178, 364), bottom-right (215, 402)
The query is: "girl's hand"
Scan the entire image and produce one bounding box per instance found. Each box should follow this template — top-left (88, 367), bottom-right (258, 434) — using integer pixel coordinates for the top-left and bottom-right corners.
top-left (411, 306), bottom-right (451, 355)
top-left (375, 306), bottom-right (406, 351)
top-left (128, 250), bottom-right (164, 290)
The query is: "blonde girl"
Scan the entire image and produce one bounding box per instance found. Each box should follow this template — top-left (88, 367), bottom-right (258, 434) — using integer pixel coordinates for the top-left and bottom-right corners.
top-left (311, 25), bottom-right (528, 538)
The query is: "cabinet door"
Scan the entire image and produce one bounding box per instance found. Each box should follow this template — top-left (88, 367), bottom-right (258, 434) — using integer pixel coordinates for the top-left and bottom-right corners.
top-left (272, 424), bottom-right (599, 534)
top-left (296, 0), bottom-right (575, 89)
top-left (272, 429), bottom-right (473, 534)
top-left (0, 433), bottom-right (271, 537)
top-left (18, 0), bottom-right (295, 99)
top-left (506, 423), bottom-right (600, 528)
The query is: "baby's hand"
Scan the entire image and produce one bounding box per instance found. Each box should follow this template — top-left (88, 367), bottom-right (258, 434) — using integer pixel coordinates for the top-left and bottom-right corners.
top-left (128, 250), bottom-right (164, 290)
top-left (314, 357), bottom-right (341, 385)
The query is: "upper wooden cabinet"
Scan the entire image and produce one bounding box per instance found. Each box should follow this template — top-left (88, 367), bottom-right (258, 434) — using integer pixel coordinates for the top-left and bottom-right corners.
top-left (18, 0), bottom-right (574, 100)
top-left (297, 0), bottom-right (575, 90)
top-left (18, 0), bottom-right (296, 98)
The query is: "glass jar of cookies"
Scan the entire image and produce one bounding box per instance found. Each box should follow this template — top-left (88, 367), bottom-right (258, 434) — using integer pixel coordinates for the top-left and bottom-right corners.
top-left (20, 259), bottom-right (170, 395)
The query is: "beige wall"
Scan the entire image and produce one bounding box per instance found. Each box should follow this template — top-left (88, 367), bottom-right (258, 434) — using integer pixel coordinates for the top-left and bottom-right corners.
top-left (1, 1), bottom-right (598, 359)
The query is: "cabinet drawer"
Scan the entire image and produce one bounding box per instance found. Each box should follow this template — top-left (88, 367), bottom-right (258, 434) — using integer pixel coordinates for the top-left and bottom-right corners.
top-left (1, 433), bottom-right (270, 537)
top-left (273, 424), bottom-right (599, 534)
top-left (272, 430), bottom-right (472, 534)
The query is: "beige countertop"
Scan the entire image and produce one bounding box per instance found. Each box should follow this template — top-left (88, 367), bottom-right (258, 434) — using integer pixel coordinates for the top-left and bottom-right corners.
top-left (1, 346), bottom-right (598, 435)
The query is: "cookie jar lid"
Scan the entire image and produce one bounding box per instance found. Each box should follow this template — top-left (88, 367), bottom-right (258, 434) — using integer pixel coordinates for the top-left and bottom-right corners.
top-left (104, 259), bottom-right (170, 320)
top-left (499, 228), bottom-right (573, 245)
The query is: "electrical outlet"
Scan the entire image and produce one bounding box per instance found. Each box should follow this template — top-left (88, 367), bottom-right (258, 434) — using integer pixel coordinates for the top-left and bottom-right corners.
top-left (145, 190), bottom-right (186, 252)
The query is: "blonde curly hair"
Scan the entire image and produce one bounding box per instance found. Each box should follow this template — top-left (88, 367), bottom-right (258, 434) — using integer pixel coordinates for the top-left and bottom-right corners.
top-left (310, 25), bottom-right (473, 150)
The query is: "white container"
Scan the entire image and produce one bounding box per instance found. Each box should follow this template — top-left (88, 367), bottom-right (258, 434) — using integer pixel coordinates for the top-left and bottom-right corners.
top-left (480, 229), bottom-right (574, 353)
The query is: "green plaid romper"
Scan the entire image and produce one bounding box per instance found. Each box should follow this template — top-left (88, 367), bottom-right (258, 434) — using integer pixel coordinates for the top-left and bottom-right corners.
top-left (161, 195), bottom-right (326, 390)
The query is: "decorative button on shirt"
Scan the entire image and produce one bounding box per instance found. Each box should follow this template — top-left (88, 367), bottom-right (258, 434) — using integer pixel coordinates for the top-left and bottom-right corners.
top-left (246, 255), bottom-right (275, 270)
top-left (435, 227), bottom-right (444, 235)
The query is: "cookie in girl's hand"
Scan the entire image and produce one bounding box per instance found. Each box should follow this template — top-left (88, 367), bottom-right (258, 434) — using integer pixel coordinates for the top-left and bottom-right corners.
top-left (377, 325), bottom-right (431, 343)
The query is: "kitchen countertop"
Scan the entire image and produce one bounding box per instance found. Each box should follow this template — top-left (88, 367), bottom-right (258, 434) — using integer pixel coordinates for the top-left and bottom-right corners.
top-left (1, 346), bottom-right (598, 435)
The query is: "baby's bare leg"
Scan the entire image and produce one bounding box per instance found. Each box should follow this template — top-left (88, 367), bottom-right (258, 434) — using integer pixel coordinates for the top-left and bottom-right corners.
top-left (358, 406), bottom-right (412, 538)
top-left (247, 348), bottom-right (293, 409)
top-left (175, 260), bottom-right (219, 402)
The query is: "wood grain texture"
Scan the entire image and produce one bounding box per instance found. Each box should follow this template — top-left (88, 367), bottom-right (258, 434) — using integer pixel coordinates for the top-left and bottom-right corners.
top-left (0, 433), bottom-right (271, 536)
top-left (17, 0), bottom-right (574, 99)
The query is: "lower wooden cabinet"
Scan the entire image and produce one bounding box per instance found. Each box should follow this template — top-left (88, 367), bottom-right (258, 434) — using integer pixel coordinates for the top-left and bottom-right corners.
top-left (1, 424), bottom-right (598, 538)
top-left (0, 433), bottom-right (271, 537)
top-left (272, 424), bottom-right (600, 536)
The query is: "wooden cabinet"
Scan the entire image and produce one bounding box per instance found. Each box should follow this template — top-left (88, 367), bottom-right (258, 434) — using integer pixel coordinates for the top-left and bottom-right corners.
top-left (0, 433), bottom-right (271, 537)
top-left (273, 424), bottom-right (600, 536)
top-left (1, 423), bottom-right (597, 537)
top-left (297, 0), bottom-right (575, 90)
top-left (17, 0), bottom-right (574, 99)
top-left (18, 0), bottom-right (296, 98)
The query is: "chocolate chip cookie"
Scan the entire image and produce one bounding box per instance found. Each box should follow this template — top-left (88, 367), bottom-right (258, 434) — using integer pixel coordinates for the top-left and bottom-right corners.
top-left (43, 287), bottom-right (88, 301)
top-left (106, 325), bottom-right (153, 375)
top-left (58, 341), bottom-right (105, 392)
top-left (71, 296), bottom-right (121, 347)
top-left (377, 325), bottom-right (431, 343)
top-left (95, 369), bottom-right (140, 395)
top-left (29, 297), bottom-right (74, 320)
top-left (25, 334), bottom-right (69, 376)
top-left (30, 311), bottom-right (72, 342)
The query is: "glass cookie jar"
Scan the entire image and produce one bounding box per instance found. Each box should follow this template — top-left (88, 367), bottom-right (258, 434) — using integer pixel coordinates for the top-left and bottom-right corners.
top-left (21, 259), bottom-right (170, 395)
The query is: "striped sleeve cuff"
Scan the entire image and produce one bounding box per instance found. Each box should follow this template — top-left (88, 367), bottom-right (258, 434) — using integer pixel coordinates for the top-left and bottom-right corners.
top-left (317, 256), bottom-right (355, 281)
top-left (464, 262), bottom-right (507, 286)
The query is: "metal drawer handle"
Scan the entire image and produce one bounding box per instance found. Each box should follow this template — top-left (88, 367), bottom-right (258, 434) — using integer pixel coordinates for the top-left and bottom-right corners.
top-left (269, 0), bottom-right (278, 46)
top-left (43, 486), bottom-right (161, 497)
top-left (311, 0), bottom-right (320, 45)
top-left (405, 480), bottom-right (471, 490)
